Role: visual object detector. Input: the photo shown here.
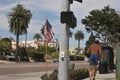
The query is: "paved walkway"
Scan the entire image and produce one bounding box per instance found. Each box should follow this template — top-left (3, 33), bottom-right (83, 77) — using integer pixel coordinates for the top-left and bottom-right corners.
top-left (83, 71), bottom-right (116, 80)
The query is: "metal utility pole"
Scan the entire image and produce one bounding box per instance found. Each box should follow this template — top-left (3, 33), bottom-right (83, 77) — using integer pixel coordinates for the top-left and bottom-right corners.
top-left (58, 0), bottom-right (70, 80)
top-left (58, 0), bottom-right (82, 80)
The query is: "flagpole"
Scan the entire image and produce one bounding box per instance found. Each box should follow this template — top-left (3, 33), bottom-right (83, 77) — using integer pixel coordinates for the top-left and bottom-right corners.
top-left (43, 17), bottom-right (54, 74)
top-left (45, 38), bottom-right (48, 74)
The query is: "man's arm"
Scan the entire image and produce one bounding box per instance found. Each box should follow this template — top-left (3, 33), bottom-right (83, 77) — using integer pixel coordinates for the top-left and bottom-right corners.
top-left (99, 46), bottom-right (102, 56)
top-left (87, 46), bottom-right (91, 54)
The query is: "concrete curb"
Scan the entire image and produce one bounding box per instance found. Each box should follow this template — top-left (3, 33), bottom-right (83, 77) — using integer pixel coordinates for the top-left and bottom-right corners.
top-left (0, 60), bottom-right (15, 64)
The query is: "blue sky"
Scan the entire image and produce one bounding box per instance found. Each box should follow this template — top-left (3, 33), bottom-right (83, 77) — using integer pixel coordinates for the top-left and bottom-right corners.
top-left (0, 0), bottom-right (120, 48)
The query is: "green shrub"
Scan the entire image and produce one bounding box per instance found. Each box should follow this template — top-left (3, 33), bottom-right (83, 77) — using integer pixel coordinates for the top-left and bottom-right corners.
top-left (69, 55), bottom-right (84, 61)
top-left (51, 52), bottom-right (59, 59)
top-left (68, 69), bottom-right (89, 80)
top-left (117, 77), bottom-right (120, 80)
top-left (41, 68), bottom-right (89, 80)
top-left (41, 70), bottom-right (58, 80)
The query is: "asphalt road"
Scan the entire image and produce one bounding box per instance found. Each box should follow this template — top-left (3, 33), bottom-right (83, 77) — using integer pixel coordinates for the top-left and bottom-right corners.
top-left (0, 62), bottom-right (58, 75)
top-left (0, 61), bottom-right (89, 80)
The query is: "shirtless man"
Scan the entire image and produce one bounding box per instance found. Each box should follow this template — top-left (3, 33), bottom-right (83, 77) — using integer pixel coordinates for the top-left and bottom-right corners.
top-left (87, 39), bottom-right (102, 80)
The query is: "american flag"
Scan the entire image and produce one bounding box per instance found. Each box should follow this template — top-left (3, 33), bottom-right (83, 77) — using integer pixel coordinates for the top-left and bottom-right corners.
top-left (43, 18), bottom-right (54, 41)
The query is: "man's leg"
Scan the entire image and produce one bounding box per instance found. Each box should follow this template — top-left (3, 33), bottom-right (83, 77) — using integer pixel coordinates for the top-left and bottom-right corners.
top-left (94, 66), bottom-right (97, 76)
top-left (89, 65), bottom-right (93, 80)
top-left (93, 55), bottom-right (99, 79)
top-left (93, 65), bottom-right (97, 80)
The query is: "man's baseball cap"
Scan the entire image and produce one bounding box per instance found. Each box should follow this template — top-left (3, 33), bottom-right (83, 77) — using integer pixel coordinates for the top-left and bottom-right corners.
top-left (95, 38), bottom-right (99, 43)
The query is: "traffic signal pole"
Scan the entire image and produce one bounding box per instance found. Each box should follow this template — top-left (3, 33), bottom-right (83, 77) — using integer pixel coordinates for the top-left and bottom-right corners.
top-left (58, 0), bottom-right (82, 80)
top-left (58, 0), bottom-right (70, 80)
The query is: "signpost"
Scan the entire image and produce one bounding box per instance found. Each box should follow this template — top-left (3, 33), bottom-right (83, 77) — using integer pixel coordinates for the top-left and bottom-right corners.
top-left (58, 0), bottom-right (82, 80)
top-left (58, 0), bottom-right (70, 80)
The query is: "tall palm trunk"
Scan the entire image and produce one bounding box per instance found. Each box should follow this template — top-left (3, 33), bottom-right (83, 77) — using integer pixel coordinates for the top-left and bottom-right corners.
top-left (16, 33), bottom-right (19, 61)
top-left (25, 33), bottom-right (27, 47)
top-left (75, 39), bottom-right (80, 60)
top-left (78, 39), bottom-right (80, 49)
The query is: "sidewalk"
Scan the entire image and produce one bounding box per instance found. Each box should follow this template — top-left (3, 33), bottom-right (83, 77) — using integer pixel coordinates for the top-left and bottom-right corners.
top-left (83, 71), bottom-right (116, 80)
top-left (0, 60), bottom-right (15, 64)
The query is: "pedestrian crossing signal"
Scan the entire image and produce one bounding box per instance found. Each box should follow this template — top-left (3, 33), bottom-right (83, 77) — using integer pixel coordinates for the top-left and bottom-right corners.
top-left (60, 11), bottom-right (77, 29)
top-left (75, 0), bottom-right (82, 3)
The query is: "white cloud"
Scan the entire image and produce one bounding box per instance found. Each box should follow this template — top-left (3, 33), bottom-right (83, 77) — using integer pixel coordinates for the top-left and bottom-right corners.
top-left (71, 0), bottom-right (120, 18)
top-left (0, 0), bottom-right (120, 48)
top-left (0, 14), bottom-right (9, 29)
top-left (19, 0), bottom-right (61, 13)
top-left (0, 3), bottom-right (18, 11)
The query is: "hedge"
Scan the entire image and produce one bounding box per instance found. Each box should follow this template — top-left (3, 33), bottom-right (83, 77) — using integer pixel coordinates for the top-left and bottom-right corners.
top-left (41, 68), bottom-right (89, 80)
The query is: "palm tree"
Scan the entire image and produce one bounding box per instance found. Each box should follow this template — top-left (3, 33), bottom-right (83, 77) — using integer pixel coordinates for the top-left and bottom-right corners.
top-left (33, 33), bottom-right (42, 40)
top-left (74, 30), bottom-right (84, 49)
top-left (7, 4), bottom-right (32, 60)
top-left (40, 27), bottom-right (44, 36)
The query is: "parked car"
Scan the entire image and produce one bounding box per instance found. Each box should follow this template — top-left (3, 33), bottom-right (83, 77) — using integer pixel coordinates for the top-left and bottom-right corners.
top-left (5, 55), bottom-right (16, 61)
top-left (53, 58), bottom-right (59, 63)
top-left (53, 57), bottom-right (70, 63)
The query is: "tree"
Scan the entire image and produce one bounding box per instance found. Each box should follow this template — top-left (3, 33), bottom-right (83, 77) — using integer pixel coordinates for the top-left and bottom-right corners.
top-left (74, 30), bottom-right (84, 49)
top-left (26, 47), bottom-right (37, 57)
top-left (82, 5), bottom-right (120, 44)
top-left (85, 32), bottom-right (95, 57)
top-left (18, 47), bottom-right (28, 61)
top-left (40, 27), bottom-right (44, 36)
top-left (37, 45), bottom-right (56, 55)
top-left (7, 4), bottom-right (32, 60)
top-left (0, 38), bottom-right (12, 55)
top-left (33, 33), bottom-right (42, 40)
